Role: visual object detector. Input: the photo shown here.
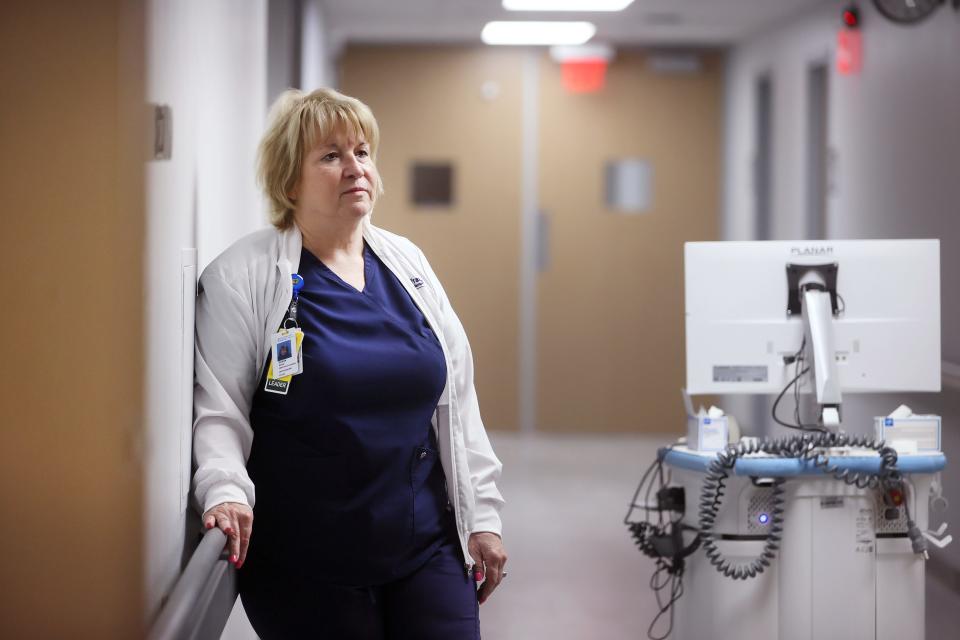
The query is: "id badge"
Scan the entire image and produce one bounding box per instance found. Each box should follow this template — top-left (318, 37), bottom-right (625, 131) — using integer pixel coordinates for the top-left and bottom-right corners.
top-left (272, 329), bottom-right (300, 378)
top-left (264, 329), bottom-right (304, 395)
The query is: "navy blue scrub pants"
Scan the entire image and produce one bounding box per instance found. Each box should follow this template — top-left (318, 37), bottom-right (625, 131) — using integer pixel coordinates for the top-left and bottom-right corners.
top-left (239, 538), bottom-right (481, 640)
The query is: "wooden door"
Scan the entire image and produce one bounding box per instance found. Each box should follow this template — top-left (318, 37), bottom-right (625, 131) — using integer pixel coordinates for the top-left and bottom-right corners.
top-left (536, 51), bottom-right (723, 433)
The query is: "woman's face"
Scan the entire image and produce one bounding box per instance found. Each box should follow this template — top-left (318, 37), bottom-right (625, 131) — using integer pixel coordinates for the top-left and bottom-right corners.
top-left (292, 129), bottom-right (378, 224)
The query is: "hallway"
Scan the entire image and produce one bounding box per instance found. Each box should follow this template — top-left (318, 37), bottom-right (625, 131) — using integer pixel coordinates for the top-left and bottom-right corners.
top-left (3, 2), bottom-right (960, 638)
top-left (479, 433), bottom-right (670, 640)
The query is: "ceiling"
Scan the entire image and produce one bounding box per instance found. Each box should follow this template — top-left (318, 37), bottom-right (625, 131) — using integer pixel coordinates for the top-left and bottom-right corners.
top-left (322, 0), bottom-right (830, 49)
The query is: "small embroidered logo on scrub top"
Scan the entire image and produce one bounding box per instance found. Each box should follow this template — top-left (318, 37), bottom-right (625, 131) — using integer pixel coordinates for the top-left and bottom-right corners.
top-left (410, 277), bottom-right (425, 289)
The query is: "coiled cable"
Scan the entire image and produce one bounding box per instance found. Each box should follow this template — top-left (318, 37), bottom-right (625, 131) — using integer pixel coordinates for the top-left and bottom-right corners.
top-left (698, 432), bottom-right (905, 580)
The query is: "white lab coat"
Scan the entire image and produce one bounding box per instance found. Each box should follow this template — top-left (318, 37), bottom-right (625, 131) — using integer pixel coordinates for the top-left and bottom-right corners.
top-left (192, 221), bottom-right (504, 565)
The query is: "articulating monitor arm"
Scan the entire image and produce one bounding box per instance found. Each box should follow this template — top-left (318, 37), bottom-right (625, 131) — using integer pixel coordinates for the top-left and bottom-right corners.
top-left (787, 263), bottom-right (842, 428)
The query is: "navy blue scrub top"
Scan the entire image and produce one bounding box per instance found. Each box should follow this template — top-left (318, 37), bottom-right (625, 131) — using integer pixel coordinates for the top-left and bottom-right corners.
top-left (245, 242), bottom-right (451, 587)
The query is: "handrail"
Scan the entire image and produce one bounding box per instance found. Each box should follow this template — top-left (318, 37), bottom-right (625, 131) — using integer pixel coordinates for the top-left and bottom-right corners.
top-left (149, 528), bottom-right (238, 640)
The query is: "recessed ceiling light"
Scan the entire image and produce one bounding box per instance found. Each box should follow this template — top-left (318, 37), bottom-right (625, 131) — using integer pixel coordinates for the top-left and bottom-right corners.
top-left (503, 0), bottom-right (634, 10)
top-left (481, 21), bottom-right (597, 46)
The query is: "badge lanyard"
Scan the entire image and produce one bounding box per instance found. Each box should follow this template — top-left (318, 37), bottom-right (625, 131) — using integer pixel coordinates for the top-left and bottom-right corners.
top-left (264, 273), bottom-right (306, 395)
top-left (286, 273), bottom-right (304, 328)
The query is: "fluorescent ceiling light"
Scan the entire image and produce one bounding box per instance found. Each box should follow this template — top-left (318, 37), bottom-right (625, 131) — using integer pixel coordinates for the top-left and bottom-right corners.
top-left (550, 44), bottom-right (615, 63)
top-left (503, 0), bottom-right (635, 11)
top-left (481, 21), bottom-right (596, 46)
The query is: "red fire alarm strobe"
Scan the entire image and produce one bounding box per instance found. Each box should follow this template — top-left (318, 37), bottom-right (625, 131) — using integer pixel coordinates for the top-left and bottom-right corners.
top-left (843, 4), bottom-right (861, 28)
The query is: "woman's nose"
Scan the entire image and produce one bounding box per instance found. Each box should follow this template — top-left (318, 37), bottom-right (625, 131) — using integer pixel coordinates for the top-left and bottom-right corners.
top-left (343, 154), bottom-right (362, 178)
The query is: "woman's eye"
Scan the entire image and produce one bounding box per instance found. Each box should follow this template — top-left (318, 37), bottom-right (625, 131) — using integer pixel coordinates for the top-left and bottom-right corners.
top-left (321, 152), bottom-right (338, 161)
top-left (355, 149), bottom-right (369, 158)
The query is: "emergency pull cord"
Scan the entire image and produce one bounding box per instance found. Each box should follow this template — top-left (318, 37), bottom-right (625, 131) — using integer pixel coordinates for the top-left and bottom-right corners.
top-left (698, 432), bottom-right (922, 580)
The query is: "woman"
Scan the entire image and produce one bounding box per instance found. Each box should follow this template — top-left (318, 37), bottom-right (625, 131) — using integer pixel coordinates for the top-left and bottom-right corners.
top-left (192, 88), bottom-right (507, 639)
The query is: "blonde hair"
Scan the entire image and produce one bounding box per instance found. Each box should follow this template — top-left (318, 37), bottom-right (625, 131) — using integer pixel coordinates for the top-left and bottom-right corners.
top-left (257, 88), bottom-right (382, 230)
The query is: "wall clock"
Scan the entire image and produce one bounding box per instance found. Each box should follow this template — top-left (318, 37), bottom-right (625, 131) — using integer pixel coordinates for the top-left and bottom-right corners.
top-left (872, 0), bottom-right (949, 24)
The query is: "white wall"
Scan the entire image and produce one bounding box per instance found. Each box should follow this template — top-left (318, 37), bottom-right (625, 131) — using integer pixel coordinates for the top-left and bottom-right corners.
top-left (143, 0), bottom-right (199, 622)
top-left (722, 0), bottom-right (960, 628)
top-left (195, 2), bottom-right (269, 272)
top-left (143, 0), bottom-right (269, 625)
top-left (301, 0), bottom-right (337, 90)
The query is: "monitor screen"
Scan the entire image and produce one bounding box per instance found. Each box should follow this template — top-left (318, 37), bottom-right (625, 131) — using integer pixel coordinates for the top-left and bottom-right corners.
top-left (684, 240), bottom-right (941, 395)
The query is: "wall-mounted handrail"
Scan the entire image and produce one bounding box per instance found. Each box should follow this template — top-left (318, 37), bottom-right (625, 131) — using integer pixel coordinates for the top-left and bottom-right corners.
top-left (149, 528), bottom-right (238, 640)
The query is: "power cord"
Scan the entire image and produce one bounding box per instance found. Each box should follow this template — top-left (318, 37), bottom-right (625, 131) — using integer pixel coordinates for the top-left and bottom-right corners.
top-left (773, 336), bottom-right (827, 433)
top-left (647, 558), bottom-right (684, 640)
top-left (625, 445), bottom-right (699, 639)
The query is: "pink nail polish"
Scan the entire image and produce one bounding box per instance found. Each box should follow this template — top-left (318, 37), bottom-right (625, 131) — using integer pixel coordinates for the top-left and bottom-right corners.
top-left (230, 555), bottom-right (238, 564)
top-left (474, 571), bottom-right (483, 582)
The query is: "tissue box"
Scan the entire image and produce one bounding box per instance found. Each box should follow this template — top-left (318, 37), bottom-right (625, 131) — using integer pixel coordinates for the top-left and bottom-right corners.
top-left (875, 415), bottom-right (941, 453)
top-left (687, 416), bottom-right (729, 452)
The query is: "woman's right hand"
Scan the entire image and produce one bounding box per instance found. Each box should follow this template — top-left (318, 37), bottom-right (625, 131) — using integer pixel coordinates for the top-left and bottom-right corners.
top-left (202, 502), bottom-right (253, 569)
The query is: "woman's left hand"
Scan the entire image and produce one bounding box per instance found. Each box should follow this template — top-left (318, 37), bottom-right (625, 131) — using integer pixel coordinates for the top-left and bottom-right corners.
top-left (468, 532), bottom-right (508, 605)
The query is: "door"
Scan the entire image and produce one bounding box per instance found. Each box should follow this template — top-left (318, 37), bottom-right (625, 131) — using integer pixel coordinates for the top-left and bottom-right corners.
top-left (755, 73), bottom-right (773, 240)
top-left (535, 51), bottom-right (724, 433)
top-left (806, 62), bottom-right (829, 240)
top-left (0, 1), bottom-right (146, 635)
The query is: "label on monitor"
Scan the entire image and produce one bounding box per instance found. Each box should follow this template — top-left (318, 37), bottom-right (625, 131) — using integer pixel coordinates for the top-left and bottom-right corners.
top-left (713, 365), bottom-right (768, 383)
